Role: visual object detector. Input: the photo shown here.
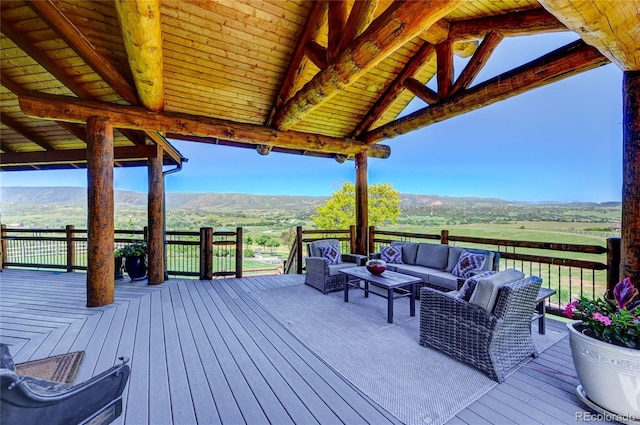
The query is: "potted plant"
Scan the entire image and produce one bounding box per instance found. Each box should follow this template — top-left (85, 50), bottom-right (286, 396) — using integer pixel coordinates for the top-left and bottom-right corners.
top-left (563, 278), bottom-right (640, 421)
top-left (117, 241), bottom-right (148, 281)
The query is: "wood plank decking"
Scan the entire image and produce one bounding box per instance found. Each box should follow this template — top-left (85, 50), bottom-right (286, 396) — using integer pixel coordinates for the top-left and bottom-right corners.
top-left (0, 269), bottom-right (613, 425)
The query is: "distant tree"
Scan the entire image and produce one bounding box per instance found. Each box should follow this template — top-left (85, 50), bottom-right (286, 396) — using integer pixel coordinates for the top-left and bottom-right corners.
top-left (310, 182), bottom-right (400, 229)
top-left (282, 227), bottom-right (296, 248)
top-left (266, 238), bottom-right (280, 254)
top-left (255, 234), bottom-right (270, 249)
top-left (244, 235), bottom-right (253, 247)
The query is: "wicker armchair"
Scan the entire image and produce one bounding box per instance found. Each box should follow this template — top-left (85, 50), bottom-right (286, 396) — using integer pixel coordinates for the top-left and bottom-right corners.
top-left (419, 275), bottom-right (542, 383)
top-left (304, 239), bottom-right (367, 294)
top-left (1, 344), bottom-right (130, 425)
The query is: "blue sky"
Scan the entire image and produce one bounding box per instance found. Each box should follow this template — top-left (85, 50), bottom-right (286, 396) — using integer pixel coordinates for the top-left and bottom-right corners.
top-left (0, 32), bottom-right (623, 202)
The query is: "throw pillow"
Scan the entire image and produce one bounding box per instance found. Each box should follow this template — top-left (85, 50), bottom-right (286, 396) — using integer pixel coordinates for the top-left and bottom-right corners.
top-left (457, 271), bottom-right (497, 302)
top-left (320, 245), bottom-right (341, 265)
top-left (451, 250), bottom-right (487, 279)
top-left (380, 245), bottom-right (403, 264)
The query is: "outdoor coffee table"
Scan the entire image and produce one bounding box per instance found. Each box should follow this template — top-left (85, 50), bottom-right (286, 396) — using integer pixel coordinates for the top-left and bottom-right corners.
top-left (340, 266), bottom-right (422, 323)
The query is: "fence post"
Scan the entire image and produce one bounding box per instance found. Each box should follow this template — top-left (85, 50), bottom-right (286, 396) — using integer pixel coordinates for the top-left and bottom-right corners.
top-left (200, 227), bottom-right (213, 280)
top-left (441, 229), bottom-right (449, 245)
top-left (66, 225), bottom-right (75, 272)
top-left (0, 224), bottom-right (6, 270)
top-left (143, 226), bottom-right (149, 243)
top-left (368, 226), bottom-right (376, 254)
top-left (296, 226), bottom-right (303, 274)
top-left (235, 227), bottom-right (243, 278)
top-left (349, 225), bottom-right (356, 254)
top-left (607, 237), bottom-right (621, 296)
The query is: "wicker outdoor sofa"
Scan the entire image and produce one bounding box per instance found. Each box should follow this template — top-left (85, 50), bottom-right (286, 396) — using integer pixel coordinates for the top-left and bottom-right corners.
top-left (419, 272), bottom-right (543, 382)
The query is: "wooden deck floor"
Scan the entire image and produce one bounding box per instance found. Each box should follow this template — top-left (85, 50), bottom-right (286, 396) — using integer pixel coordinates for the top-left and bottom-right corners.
top-left (0, 269), bottom-right (613, 425)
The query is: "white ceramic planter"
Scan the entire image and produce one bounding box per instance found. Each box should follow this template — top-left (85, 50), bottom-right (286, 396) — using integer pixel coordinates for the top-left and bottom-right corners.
top-left (567, 321), bottom-right (640, 423)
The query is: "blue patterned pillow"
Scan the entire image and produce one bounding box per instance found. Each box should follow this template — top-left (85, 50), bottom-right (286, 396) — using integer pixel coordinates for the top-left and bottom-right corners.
top-left (457, 271), bottom-right (496, 302)
top-left (452, 250), bottom-right (487, 279)
top-left (380, 245), bottom-right (403, 264)
top-left (320, 245), bottom-right (341, 265)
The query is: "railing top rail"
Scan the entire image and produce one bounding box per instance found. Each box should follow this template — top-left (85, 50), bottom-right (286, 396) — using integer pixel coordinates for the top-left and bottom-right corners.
top-left (1, 228), bottom-right (69, 234)
top-left (373, 230), bottom-right (440, 239)
top-left (302, 229), bottom-right (351, 235)
top-left (447, 234), bottom-right (607, 254)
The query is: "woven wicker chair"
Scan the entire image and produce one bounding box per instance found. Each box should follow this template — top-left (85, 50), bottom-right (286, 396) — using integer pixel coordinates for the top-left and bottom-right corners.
top-left (419, 276), bottom-right (542, 383)
top-left (304, 239), bottom-right (367, 294)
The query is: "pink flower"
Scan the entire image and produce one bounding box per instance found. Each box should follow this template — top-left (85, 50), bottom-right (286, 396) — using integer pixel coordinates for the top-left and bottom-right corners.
top-left (593, 312), bottom-right (612, 326)
top-left (613, 278), bottom-right (638, 309)
top-left (563, 300), bottom-right (578, 318)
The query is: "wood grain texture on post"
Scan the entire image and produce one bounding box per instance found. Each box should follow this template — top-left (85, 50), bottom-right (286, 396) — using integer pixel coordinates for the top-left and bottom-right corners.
top-left (86, 116), bottom-right (114, 307)
top-left (147, 152), bottom-right (164, 284)
top-left (621, 71), bottom-right (640, 288)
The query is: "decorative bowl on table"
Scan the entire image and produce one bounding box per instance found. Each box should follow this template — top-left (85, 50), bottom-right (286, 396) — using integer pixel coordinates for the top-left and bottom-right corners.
top-left (365, 259), bottom-right (387, 275)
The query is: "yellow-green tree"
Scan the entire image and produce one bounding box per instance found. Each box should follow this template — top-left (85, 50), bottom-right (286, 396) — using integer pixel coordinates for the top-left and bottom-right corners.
top-left (311, 182), bottom-right (400, 229)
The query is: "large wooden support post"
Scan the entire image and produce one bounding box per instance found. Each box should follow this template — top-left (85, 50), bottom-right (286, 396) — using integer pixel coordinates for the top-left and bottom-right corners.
top-left (86, 116), bottom-right (114, 307)
top-left (621, 71), bottom-right (640, 288)
top-left (147, 149), bottom-right (164, 285)
top-left (355, 152), bottom-right (368, 255)
top-left (66, 225), bottom-right (75, 272)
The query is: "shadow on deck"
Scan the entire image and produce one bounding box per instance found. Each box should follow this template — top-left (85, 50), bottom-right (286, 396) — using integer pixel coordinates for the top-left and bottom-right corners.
top-left (0, 269), bottom-right (611, 425)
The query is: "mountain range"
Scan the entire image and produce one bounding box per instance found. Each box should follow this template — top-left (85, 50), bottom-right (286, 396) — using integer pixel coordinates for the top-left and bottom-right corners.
top-left (0, 186), bottom-right (620, 210)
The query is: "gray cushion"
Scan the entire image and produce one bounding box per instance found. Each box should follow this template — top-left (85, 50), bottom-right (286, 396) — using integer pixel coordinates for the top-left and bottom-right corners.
top-left (391, 241), bottom-right (419, 265)
top-left (426, 270), bottom-right (459, 291)
top-left (445, 247), bottom-right (464, 272)
top-left (469, 269), bottom-right (525, 312)
top-left (327, 263), bottom-right (356, 276)
top-left (391, 264), bottom-right (433, 282)
top-left (308, 239), bottom-right (340, 258)
top-left (415, 243), bottom-right (449, 270)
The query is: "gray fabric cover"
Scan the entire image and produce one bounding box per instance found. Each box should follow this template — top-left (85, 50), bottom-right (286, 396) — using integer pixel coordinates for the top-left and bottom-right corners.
top-left (392, 264), bottom-right (437, 282)
top-left (425, 270), bottom-right (459, 291)
top-left (327, 263), bottom-right (357, 276)
top-left (415, 243), bottom-right (449, 270)
top-left (445, 247), bottom-right (464, 272)
top-left (469, 268), bottom-right (525, 311)
top-left (308, 239), bottom-right (340, 258)
top-left (391, 241), bottom-right (419, 265)
top-left (0, 343), bottom-right (15, 371)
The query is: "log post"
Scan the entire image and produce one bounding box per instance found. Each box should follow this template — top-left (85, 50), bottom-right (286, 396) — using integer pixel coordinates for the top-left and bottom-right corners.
top-left (235, 227), bottom-right (243, 278)
top-left (368, 225), bottom-right (376, 254)
top-left (296, 226), bottom-right (303, 274)
top-left (66, 224), bottom-right (75, 272)
top-left (86, 116), bottom-right (114, 307)
top-left (441, 229), bottom-right (449, 245)
top-left (147, 147), bottom-right (164, 285)
top-left (349, 225), bottom-right (356, 254)
top-left (200, 227), bottom-right (213, 280)
top-left (355, 152), bottom-right (368, 255)
top-left (621, 71), bottom-right (640, 289)
top-left (607, 237), bottom-right (621, 295)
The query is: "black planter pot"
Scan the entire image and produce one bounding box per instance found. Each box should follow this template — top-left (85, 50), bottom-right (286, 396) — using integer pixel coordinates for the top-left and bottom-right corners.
top-left (124, 255), bottom-right (147, 281)
top-left (115, 256), bottom-right (124, 280)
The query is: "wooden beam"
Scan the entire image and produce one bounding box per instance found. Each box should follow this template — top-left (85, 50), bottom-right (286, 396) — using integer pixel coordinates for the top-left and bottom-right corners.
top-left (450, 31), bottom-right (503, 96)
top-left (364, 40), bottom-right (609, 143)
top-left (144, 131), bottom-right (184, 166)
top-left (539, 0), bottom-right (640, 71)
top-left (337, 0), bottom-right (378, 54)
top-left (147, 145), bottom-right (164, 285)
top-left (28, 0), bottom-right (139, 105)
top-left (56, 121), bottom-right (87, 141)
top-left (272, 0), bottom-right (463, 131)
top-left (303, 41), bottom-right (328, 70)
top-left (0, 71), bottom-right (24, 96)
top-left (265, 1), bottom-right (327, 125)
top-left (403, 78), bottom-right (439, 105)
top-left (352, 42), bottom-right (436, 137)
top-left (327, 0), bottom-right (347, 62)
top-left (435, 41), bottom-right (454, 98)
top-left (0, 115), bottom-right (51, 150)
top-left (86, 116), bottom-right (114, 307)
top-left (19, 92), bottom-right (391, 158)
top-left (115, 0), bottom-right (165, 111)
top-left (1, 145), bottom-right (159, 165)
top-left (448, 8), bottom-right (568, 41)
top-left (621, 70), bottom-right (640, 286)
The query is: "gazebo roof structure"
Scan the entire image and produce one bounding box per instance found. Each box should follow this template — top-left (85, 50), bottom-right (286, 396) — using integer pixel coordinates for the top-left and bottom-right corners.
top-left (2, 0), bottom-right (637, 171)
